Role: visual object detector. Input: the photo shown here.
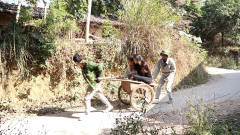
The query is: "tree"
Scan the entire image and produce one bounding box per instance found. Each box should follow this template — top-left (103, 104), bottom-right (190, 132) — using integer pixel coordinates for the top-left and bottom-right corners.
top-left (190, 0), bottom-right (240, 44)
top-left (85, 0), bottom-right (92, 43)
top-left (16, 0), bottom-right (23, 23)
top-left (16, 0), bottom-right (38, 23)
top-left (67, 0), bottom-right (87, 19)
top-left (36, 0), bottom-right (78, 41)
top-left (43, 0), bottom-right (48, 19)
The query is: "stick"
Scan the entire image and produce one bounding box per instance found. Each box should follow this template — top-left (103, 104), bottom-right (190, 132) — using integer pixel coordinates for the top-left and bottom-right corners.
top-left (98, 77), bottom-right (157, 86)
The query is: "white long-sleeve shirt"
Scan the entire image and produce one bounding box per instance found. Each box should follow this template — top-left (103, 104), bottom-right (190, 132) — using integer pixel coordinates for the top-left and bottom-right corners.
top-left (153, 58), bottom-right (176, 80)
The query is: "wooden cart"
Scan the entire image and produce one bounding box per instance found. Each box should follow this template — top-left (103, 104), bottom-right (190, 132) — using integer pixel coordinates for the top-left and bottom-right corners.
top-left (118, 80), bottom-right (155, 111)
top-left (99, 77), bottom-right (156, 111)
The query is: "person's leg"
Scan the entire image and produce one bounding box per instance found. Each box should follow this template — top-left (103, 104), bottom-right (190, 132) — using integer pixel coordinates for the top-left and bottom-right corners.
top-left (155, 75), bottom-right (166, 100)
top-left (133, 75), bottom-right (152, 84)
top-left (166, 76), bottom-right (174, 103)
top-left (95, 83), bottom-right (113, 112)
top-left (85, 85), bottom-right (99, 115)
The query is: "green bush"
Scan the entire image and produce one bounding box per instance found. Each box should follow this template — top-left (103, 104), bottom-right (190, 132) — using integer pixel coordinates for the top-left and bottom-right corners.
top-left (214, 113), bottom-right (240, 135)
top-left (207, 56), bottom-right (240, 70)
top-left (101, 20), bottom-right (120, 38)
top-left (0, 22), bottom-right (55, 75)
top-left (35, 0), bottom-right (78, 41)
top-left (66, 0), bottom-right (87, 19)
top-left (184, 102), bottom-right (240, 135)
top-left (110, 112), bottom-right (160, 135)
top-left (185, 102), bottom-right (215, 135)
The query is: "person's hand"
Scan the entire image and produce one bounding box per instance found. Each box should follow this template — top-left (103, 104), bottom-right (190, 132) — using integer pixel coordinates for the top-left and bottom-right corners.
top-left (164, 78), bottom-right (168, 81)
top-left (120, 77), bottom-right (127, 80)
top-left (152, 79), bottom-right (157, 83)
top-left (95, 78), bottom-right (101, 83)
top-left (118, 76), bottom-right (124, 79)
top-left (127, 73), bottom-right (134, 80)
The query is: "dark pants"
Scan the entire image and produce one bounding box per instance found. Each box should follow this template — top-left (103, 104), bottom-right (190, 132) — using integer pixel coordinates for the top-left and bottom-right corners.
top-left (133, 75), bottom-right (152, 84)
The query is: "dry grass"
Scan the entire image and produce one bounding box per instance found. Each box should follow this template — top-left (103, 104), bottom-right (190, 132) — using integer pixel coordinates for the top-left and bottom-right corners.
top-left (117, 0), bottom-right (208, 90)
top-left (131, 28), bottom-right (208, 90)
top-left (0, 33), bottom-right (208, 113)
top-left (0, 0), bottom-right (208, 113)
top-left (0, 39), bottom-right (123, 113)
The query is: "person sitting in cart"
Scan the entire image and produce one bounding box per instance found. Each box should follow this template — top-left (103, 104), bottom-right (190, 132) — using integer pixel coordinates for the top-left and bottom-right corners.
top-left (131, 54), bottom-right (152, 84)
top-left (122, 56), bottom-right (137, 79)
top-left (73, 53), bottom-right (113, 115)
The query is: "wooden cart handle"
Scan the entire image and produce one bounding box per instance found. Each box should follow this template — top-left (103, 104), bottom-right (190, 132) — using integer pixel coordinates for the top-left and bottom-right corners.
top-left (98, 77), bottom-right (158, 87)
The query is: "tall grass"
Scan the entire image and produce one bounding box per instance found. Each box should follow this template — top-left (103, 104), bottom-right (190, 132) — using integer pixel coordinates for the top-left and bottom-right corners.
top-left (119, 0), bottom-right (180, 57)
top-left (0, 22), bottom-right (32, 75)
top-left (0, 0), bottom-right (208, 112)
top-left (118, 0), bottom-right (208, 89)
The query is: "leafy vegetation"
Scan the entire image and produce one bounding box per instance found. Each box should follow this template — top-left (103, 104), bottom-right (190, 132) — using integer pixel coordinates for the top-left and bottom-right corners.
top-left (0, 22), bottom-right (54, 76)
top-left (190, 0), bottom-right (240, 45)
top-left (101, 20), bottom-right (119, 38)
top-left (66, 0), bottom-right (87, 19)
top-left (184, 102), bottom-right (216, 135)
top-left (2, 0), bottom-right (240, 134)
top-left (184, 102), bottom-right (240, 135)
top-left (110, 112), bottom-right (160, 135)
top-left (0, 0), bottom-right (208, 120)
top-left (214, 112), bottom-right (240, 135)
top-left (35, 0), bottom-right (78, 41)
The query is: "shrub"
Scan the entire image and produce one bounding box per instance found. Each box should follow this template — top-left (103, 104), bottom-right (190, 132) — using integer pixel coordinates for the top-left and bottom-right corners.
top-left (110, 112), bottom-right (160, 135)
top-left (184, 102), bottom-right (240, 135)
top-left (101, 20), bottom-right (120, 38)
top-left (0, 22), bottom-right (55, 76)
top-left (184, 102), bottom-right (215, 135)
top-left (35, 0), bottom-right (78, 41)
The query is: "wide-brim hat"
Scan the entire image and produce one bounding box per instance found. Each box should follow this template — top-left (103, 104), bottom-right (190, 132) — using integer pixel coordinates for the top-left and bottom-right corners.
top-left (160, 50), bottom-right (169, 56)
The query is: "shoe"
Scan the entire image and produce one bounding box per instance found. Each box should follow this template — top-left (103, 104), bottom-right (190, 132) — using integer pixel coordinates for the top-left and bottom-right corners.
top-left (78, 117), bottom-right (82, 121)
top-left (85, 110), bottom-right (90, 115)
top-left (167, 99), bottom-right (173, 104)
top-left (103, 105), bottom-right (113, 113)
top-left (78, 114), bottom-right (89, 121)
top-left (153, 99), bottom-right (159, 104)
top-left (78, 116), bottom-right (86, 121)
top-left (90, 107), bottom-right (97, 111)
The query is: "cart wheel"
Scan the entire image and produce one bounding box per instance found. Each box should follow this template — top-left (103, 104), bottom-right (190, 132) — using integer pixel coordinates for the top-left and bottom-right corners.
top-left (118, 86), bottom-right (130, 105)
top-left (130, 84), bottom-right (154, 111)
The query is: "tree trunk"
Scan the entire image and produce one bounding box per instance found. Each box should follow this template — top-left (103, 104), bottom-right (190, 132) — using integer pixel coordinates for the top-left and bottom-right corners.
top-left (221, 32), bottom-right (224, 46)
top-left (43, 0), bottom-right (48, 19)
top-left (85, 0), bottom-right (92, 43)
top-left (16, 0), bottom-right (22, 23)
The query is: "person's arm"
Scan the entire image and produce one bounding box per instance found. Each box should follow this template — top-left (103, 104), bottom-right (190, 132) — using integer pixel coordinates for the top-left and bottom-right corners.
top-left (143, 63), bottom-right (152, 78)
top-left (94, 64), bottom-right (103, 83)
top-left (82, 62), bottom-right (99, 88)
top-left (153, 59), bottom-right (161, 80)
top-left (82, 69), bottom-right (96, 88)
top-left (122, 69), bottom-right (130, 78)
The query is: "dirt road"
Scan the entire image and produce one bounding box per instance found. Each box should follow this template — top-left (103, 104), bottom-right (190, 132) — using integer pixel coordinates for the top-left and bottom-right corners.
top-left (1, 67), bottom-right (240, 135)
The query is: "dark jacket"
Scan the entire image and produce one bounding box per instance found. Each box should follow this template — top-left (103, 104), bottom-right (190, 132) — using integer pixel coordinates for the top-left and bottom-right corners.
top-left (134, 61), bottom-right (152, 78)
